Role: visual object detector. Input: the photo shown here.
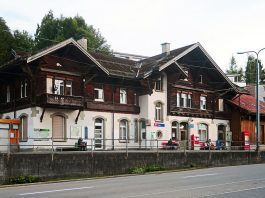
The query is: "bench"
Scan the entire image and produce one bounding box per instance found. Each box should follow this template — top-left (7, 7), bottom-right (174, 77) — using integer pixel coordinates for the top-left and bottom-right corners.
top-left (56, 142), bottom-right (87, 151)
top-left (162, 141), bottom-right (179, 150)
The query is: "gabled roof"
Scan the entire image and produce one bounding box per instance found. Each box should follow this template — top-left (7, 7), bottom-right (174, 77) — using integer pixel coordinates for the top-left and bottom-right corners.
top-left (138, 42), bottom-right (237, 91)
top-left (229, 94), bottom-right (265, 115)
top-left (27, 38), bottom-right (110, 75)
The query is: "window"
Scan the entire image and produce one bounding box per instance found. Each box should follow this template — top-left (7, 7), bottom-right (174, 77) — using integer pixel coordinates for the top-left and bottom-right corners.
top-left (218, 125), bottom-right (226, 141)
top-left (20, 80), bottom-right (27, 98)
top-left (6, 85), bottom-right (10, 102)
top-left (120, 88), bottom-right (127, 104)
top-left (140, 120), bottom-right (146, 140)
top-left (94, 84), bottom-right (104, 102)
top-left (119, 119), bottom-right (129, 141)
top-left (54, 79), bottom-right (64, 95)
top-left (94, 118), bottom-right (104, 149)
top-left (176, 93), bottom-right (192, 108)
top-left (171, 121), bottom-right (178, 141)
top-left (134, 119), bottom-right (138, 143)
top-left (134, 93), bottom-right (137, 105)
top-left (66, 81), bottom-right (72, 96)
top-left (218, 99), bottom-right (224, 111)
top-left (19, 116), bottom-right (28, 141)
top-left (198, 123), bottom-right (208, 142)
top-left (200, 96), bottom-right (206, 110)
top-left (200, 75), bottom-right (203, 83)
top-left (155, 76), bottom-right (162, 91)
top-left (155, 102), bottom-right (162, 122)
top-left (52, 115), bottom-right (65, 141)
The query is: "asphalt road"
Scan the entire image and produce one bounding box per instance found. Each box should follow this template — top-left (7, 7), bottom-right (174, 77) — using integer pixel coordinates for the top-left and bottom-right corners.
top-left (1, 164), bottom-right (265, 198)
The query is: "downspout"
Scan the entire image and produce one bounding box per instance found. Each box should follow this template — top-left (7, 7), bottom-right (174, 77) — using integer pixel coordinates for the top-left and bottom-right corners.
top-left (112, 84), bottom-right (115, 150)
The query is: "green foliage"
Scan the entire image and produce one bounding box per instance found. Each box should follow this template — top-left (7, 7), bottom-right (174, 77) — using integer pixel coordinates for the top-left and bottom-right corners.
top-left (129, 164), bottom-right (165, 174)
top-left (6, 175), bottom-right (40, 184)
top-left (0, 17), bottom-right (14, 65)
top-left (226, 55), bottom-right (244, 81)
top-left (245, 55), bottom-right (265, 84)
top-left (34, 10), bottom-right (111, 54)
top-left (13, 30), bottom-right (34, 52)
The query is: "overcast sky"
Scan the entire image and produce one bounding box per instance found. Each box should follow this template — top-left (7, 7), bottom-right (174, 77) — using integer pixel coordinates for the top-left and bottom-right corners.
top-left (1, 0), bottom-right (265, 71)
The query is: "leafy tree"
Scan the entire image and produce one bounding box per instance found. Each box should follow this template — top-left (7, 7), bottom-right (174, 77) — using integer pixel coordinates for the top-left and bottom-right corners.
top-left (0, 17), bottom-right (14, 65)
top-left (13, 30), bottom-right (34, 52)
top-left (34, 11), bottom-right (111, 54)
top-left (245, 55), bottom-right (265, 84)
top-left (226, 55), bottom-right (244, 81)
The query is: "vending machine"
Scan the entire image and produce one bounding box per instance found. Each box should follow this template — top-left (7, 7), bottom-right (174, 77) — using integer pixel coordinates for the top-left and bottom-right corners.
top-left (191, 134), bottom-right (200, 150)
top-left (242, 131), bottom-right (250, 150)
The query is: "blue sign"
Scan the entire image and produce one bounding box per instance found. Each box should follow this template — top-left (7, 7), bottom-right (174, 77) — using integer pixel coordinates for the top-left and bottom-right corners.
top-left (188, 124), bottom-right (194, 128)
top-left (154, 122), bottom-right (165, 127)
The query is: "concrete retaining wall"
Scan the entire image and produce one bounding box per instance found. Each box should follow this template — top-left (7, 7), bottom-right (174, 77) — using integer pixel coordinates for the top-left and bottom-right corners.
top-left (0, 151), bottom-right (265, 184)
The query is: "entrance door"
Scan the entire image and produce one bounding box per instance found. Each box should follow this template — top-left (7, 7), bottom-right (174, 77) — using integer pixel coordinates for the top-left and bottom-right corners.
top-left (94, 118), bottom-right (104, 149)
top-left (179, 122), bottom-right (188, 148)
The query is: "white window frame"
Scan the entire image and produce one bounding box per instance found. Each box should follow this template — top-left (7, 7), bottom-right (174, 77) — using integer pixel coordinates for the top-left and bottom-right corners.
top-left (120, 88), bottom-right (127, 104)
top-left (119, 119), bottom-right (129, 142)
top-left (155, 76), bottom-right (162, 91)
top-left (19, 116), bottom-right (28, 142)
top-left (155, 102), bottom-right (162, 122)
top-left (20, 80), bottom-right (27, 98)
top-left (177, 93), bottom-right (192, 108)
top-left (198, 124), bottom-right (208, 142)
top-left (94, 84), bottom-right (104, 102)
top-left (6, 85), bottom-right (10, 102)
top-left (65, 81), bottom-right (72, 96)
top-left (218, 99), bottom-right (224, 111)
top-left (54, 79), bottom-right (64, 95)
top-left (200, 96), bottom-right (206, 110)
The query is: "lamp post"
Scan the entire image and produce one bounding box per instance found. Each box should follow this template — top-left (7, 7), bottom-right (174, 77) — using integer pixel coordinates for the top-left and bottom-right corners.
top-left (238, 48), bottom-right (265, 151)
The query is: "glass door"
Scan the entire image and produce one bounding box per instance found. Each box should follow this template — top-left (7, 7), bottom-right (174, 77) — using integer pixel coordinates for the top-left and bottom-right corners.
top-left (94, 118), bottom-right (104, 149)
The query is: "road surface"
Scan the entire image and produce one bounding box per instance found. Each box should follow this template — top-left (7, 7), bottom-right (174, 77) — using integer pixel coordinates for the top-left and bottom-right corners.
top-left (1, 164), bottom-right (265, 198)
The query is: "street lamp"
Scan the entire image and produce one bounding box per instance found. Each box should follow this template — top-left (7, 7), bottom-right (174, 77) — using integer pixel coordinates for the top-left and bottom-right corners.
top-left (238, 48), bottom-right (265, 151)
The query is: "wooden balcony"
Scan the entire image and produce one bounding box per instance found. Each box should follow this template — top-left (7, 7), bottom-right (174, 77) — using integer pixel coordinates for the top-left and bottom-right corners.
top-left (86, 101), bottom-right (140, 114)
top-left (0, 97), bottom-right (31, 113)
top-left (38, 93), bottom-right (84, 109)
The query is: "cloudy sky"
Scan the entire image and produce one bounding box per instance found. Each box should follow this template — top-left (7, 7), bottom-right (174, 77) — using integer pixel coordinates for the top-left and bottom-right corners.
top-left (1, 0), bottom-right (265, 71)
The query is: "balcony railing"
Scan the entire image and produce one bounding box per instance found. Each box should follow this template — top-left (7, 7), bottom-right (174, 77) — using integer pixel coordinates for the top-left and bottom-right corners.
top-left (0, 97), bottom-right (31, 113)
top-left (38, 93), bottom-right (83, 109)
top-left (86, 101), bottom-right (140, 113)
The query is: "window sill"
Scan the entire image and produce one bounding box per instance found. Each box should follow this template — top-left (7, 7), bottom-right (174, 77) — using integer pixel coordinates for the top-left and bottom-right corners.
top-left (94, 99), bottom-right (104, 102)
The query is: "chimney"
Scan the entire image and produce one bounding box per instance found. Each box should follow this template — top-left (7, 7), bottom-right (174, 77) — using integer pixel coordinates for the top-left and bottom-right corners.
top-left (161, 42), bottom-right (170, 55)
top-left (77, 37), bottom-right (88, 51)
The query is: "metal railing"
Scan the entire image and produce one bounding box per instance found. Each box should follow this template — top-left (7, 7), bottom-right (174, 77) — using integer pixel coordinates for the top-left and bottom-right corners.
top-left (0, 137), bottom-right (256, 155)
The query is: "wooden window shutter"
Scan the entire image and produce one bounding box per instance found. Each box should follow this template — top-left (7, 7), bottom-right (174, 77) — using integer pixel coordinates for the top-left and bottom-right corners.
top-left (52, 116), bottom-right (64, 140)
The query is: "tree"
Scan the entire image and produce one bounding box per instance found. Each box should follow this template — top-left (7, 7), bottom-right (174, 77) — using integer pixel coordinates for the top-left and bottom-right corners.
top-left (0, 17), bottom-right (13, 65)
top-left (226, 55), bottom-right (244, 81)
top-left (34, 11), bottom-right (111, 54)
top-left (13, 30), bottom-right (34, 52)
top-left (245, 55), bottom-right (265, 84)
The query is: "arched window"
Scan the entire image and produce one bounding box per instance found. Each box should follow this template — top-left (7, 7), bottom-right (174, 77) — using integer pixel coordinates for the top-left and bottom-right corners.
top-left (134, 119), bottom-right (138, 143)
top-left (19, 116), bottom-right (28, 142)
top-left (198, 123), bottom-right (208, 142)
top-left (171, 121), bottom-right (178, 141)
top-left (94, 118), bottom-right (104, 149)
top-left (52, 115), bottom-right (65, 141)
top-left (155, 102), bottom-right (163, 122)
top-left (119, 119), bottom-right (129, 141)
top-left (218, 124), bottom-right (226, 141)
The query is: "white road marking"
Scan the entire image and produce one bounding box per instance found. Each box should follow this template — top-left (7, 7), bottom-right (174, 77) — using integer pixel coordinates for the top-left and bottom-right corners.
top-left (182, 173), bottom-right (218, 178)
top-left (123, 178), bottom-right (265, 198)
top-left (18, 186), bottom-right (94, 196)
top-left (199, 185), bottom-right (265, 197)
